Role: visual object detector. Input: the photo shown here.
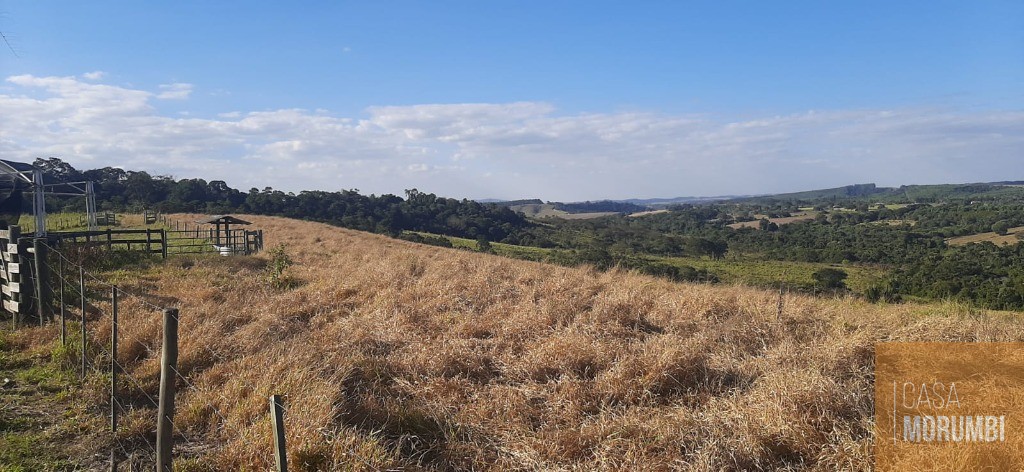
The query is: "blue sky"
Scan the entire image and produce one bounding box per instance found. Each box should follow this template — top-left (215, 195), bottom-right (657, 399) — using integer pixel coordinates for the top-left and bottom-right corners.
top-left (1, 1), bottom-right (1022, 200)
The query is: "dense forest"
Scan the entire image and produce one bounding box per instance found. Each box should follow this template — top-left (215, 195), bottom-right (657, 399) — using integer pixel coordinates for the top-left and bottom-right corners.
top-left (30, 158), bottom-right (1024, 310)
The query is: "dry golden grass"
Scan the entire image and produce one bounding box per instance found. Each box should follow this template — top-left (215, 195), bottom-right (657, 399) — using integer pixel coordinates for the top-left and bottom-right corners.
top-left (20, 214), bottom-right (1024, 470)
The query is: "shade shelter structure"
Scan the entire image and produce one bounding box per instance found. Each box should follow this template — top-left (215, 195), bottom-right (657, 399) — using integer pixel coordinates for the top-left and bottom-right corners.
top-left (0, 159), bottom-right (99, 236)
top-left (196, 215), bottom-right (252, 246)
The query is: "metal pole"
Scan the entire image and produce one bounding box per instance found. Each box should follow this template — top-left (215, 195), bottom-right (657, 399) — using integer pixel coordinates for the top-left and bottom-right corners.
top-left (156, 308), bottom-right (179, 471)
top-left (85, 181), bottom-right (98, 231)
top-left (32, 169), bottom-right (47, 237)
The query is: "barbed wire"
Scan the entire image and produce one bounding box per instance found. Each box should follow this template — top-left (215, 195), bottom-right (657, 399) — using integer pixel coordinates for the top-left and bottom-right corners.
top-left (3, 228), bottom-right (362, 469)
top-left (167, 363), bottom-right (276, 469)
top-left (45, 244), bottom-right (169, 313)
top-left (196, 342), bottom-right (383, 469)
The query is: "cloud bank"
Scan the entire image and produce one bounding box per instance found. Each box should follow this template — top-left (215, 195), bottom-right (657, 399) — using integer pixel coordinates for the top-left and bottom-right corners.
top-left (1, 73), bottom-right (1022, 200)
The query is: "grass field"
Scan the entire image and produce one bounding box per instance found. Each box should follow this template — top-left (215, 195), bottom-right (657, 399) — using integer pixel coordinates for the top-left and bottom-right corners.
top-left (93, 217), bottom-right (1024, 468)
top-left (654, 255), bottom-right (885, 292)
top-left (508, 203), bottom-right (618, 220)
top-left (627, 209), bottom-right (668, 218)
top-left (4, 215), bottom-right (1019, 468)
top-left (5, 215), bottom-right (1023, 470)
top-left (413, 232), bottom-right (887, 294)
top-left (727, 211), bottom-right (818, 229)
top-left (946, 226), bottom-right (1024, 246)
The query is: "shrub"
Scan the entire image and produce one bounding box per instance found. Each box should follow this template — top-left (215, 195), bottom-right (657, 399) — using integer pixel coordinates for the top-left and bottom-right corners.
top-left (812, 268), bottom-right (848, 289)
top-left (864, 280), bottom-right (900, 303)
top-left (265, 243), bottom-right (296, 289)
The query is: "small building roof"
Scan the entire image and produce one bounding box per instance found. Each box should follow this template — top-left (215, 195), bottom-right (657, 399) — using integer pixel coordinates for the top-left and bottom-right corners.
top-left (198, 215), bottom-right (252, 225)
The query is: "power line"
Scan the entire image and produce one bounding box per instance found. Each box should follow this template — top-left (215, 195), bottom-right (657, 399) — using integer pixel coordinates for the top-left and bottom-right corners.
top-left (0, 29), bottom-right (17, 58)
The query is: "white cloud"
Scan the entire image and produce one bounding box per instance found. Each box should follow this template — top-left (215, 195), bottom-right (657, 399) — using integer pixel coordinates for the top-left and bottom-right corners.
top-left (82, 71), bottom-right (106, 80)
top-left (156, 83), bottom-right (193, 100)
top-left (1, 74), bottom-right (1022, 200)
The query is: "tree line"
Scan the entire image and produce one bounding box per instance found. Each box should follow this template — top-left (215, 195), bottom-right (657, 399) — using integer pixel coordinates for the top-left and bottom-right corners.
top-left (33, 158), bottom-right (531, 242)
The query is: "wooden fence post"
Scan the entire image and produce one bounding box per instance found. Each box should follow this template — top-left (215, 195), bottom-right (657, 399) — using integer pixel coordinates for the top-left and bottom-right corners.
top-left (156, 308), bottom-right (179, 472)
top-left (80, 266), bottom-right (86, 380)
top-left (9, 226), bottom-right (21, 328)
top-left (59, 254), bottom-right (66, 345)
top-left (270, 394), bottom-right (288, 472)
top-left (161, 229), bottom-right (167, 259)
top-left (110, 286), bottom-right (118, 433)
top-left (146, 229), bottom-right (152, 254)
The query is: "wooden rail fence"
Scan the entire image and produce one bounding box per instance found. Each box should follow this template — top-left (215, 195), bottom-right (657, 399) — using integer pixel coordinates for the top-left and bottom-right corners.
top-left (0, 224), bottom-right (263, 321)
top-left (1, 226), bottom-right (287, 470)
top-left (51, 227), bottom-right (264, 257)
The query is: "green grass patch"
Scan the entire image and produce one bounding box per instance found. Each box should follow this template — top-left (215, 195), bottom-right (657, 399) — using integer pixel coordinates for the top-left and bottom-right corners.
top-left (652, 255), bottom-right (886, 292)
top-left (0, 328), bottom-right (87, 471)
top-left (406, 232), bottom-right (888, 293)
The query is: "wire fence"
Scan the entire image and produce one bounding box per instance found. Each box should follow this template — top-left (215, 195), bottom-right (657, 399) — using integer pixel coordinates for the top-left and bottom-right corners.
top-left (21, 239), bottom-right (285, 470)
top-left (0, 219), bottom-right (388, 471)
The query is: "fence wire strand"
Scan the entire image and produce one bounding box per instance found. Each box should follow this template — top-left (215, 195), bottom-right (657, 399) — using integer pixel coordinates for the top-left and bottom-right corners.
top-left (1, 223), bottom-right (313, 469)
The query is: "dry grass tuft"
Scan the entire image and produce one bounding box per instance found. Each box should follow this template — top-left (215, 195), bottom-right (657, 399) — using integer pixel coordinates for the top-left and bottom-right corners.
top-left (37, 214), bottom-right (1024, 470)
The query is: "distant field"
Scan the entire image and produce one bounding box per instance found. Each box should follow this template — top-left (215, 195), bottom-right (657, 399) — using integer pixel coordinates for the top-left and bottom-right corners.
top-left (508, 203), bottom-right (617, 220)
top-left (653, 255), bottom-right (885, 293)
top-left (727, 211), bottom-right (818, 229)
top-left (415, 232), bottom-right (886, 293)
top-left (628, 209), bottom-right (669, 218)
top-left (866, 219), bottom-right (916, 226)
top-left (946, 226), bottom-right (1024, 246)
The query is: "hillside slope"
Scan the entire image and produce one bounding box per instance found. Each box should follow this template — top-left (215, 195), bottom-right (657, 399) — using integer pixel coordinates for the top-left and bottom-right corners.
top-left (34, 215), bottom-right (1024, 470)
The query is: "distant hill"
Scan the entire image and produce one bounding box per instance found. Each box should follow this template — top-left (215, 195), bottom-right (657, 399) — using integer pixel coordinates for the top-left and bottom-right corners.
top-left (734, 183), bottom-right (892, 203)
top-left (488, 199), bottom-right (545, 207)
top-left (553, 200), bottom-right (647, 214)
top-left (492, 180), bottom-right (1024, 209)
top-left (897, 183), bottom-right (1024, 202)
top-left (731, 181), bottom-right (1024, 204)
top-left (619, 196), bottom-right (743, 207)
